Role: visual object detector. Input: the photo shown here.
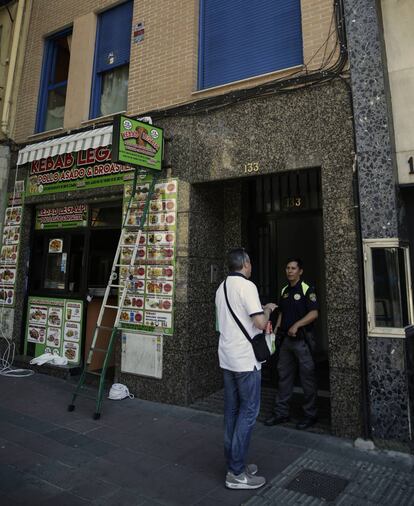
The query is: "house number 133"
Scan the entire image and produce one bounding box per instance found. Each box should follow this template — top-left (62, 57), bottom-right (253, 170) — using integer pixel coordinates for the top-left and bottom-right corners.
top-left (244, 162), bottom-right (260, 173)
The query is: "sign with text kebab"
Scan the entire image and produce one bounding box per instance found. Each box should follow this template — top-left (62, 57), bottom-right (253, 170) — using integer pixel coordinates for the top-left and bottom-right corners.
top-left (111, 115), bottom-right (164, 171)
top-left (26, 146), bottom-right (135, 196)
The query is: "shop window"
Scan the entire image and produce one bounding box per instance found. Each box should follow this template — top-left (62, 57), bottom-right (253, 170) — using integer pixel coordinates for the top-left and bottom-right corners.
top-left (198, 0), bottom-right (303, 89)
top-left (90, 1), bottom-right (133, 118)
top-left (35, 29), bottom-right (72, 132)
top-left (90, 205), bottom-right (122, 228)
top-left (363, 239), bottom-right (413, 337)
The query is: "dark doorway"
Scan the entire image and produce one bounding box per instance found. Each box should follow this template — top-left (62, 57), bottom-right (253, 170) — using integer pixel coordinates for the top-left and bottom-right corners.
top-left (244, 170), bottom-right (330, 421)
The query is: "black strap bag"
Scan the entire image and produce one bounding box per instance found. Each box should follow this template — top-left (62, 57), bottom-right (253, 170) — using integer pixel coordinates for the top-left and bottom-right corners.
top-left (223, 280), bottom-right (271, 363)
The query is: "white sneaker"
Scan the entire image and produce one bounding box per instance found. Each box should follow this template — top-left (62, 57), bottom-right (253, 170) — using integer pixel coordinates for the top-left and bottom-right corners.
top-left (225, 471), bottom-right (266, 490)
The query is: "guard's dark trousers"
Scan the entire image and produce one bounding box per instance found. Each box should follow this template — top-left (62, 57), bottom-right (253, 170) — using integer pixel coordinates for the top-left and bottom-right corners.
top-left (274, 336), bottom-right (317, 419)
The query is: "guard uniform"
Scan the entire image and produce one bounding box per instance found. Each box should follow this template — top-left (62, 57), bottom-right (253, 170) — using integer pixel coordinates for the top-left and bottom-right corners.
top-left (274, 281), bottom-right (318, 420)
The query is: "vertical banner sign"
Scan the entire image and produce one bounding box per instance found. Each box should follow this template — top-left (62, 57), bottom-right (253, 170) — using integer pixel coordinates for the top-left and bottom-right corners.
top-left (112, 115), bottom-right (164, 170)
top-left (119, 177), bottom-right (178, 335)
top-left (0, 181), bottom-right (25, 307)
top-left (25, 297), bottom-right (84, 365)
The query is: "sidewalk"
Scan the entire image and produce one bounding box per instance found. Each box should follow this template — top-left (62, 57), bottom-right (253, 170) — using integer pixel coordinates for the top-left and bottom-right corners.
top-left (0, 373), bottom-right (413, 506)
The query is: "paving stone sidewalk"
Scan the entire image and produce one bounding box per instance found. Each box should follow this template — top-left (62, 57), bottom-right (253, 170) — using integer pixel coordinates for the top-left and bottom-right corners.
top-left (0, 373), bottom-right (413, 506)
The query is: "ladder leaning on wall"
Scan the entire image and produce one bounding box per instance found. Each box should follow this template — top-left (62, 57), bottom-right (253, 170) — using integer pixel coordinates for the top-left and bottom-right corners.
top-left (68, 169), bottom-right (158, 419)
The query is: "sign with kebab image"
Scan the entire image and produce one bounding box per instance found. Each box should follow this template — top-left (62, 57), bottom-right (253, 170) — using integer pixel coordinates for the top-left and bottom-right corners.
top-left (112, 115), bottom-right (164, 171)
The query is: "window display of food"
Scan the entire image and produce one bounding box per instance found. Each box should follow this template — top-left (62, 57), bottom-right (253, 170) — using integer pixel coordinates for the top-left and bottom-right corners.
top-left (4, 206), bottom-right (22, 226)
top-left (27, 325), bottom-right (46, 344)
top-left (0, 195), bottom-right (24, 308)
top-left (2, 226), bottom-right (20, 245)
top-left (29, 306), bottom-right (48, 324)
top-left (0, 268), bottom-right (16, 284)
top-left (46, 327), bottom-right (61, 348)
top-left (145, 296), bottom-right (172, 312)
top-left (63, 342), bottom-right (79, 363)
top-left (0, 245), bottom-right (18, 264)
top-left (25, 297), bottom-right (83, 365)
top-left (121, 178), bottom-right (177, 334)
top-left (48, 308), bottom-right (62, 327)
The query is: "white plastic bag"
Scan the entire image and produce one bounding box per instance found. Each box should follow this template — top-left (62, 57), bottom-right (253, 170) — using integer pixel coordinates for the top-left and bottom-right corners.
top-left (108, 383), bottom-right (134, 400)
top-left (30, 353), bottom-right (68, 366)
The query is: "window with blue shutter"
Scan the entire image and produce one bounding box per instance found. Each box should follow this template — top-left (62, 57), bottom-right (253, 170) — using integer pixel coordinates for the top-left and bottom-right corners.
top-left (90, 1), bottom-right (133, 118)
top-left (35, 28), bottom-right (72, 133)
top-left (198, 0), bottom-right (303, 90)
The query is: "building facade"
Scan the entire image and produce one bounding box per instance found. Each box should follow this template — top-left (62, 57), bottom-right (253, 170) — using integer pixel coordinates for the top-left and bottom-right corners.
top-left (343, 0), bottom-right (414, 444)
top-left (5, 0), bottom-right (411, 444)
top-left (0, 0), bottom-right (32, 236)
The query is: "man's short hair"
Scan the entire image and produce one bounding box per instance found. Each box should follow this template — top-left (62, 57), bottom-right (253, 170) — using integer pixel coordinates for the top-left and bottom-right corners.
top-left (286, 257), bottom-right (303, 269)
top-left (227, 248), bottom-right (250, 272)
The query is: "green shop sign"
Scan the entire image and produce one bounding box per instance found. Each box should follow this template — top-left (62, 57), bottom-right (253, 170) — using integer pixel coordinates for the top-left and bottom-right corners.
top-left (112, 115), bottom-right (164, 171)
top-left (26, 146), bottom-right (135, 196)
top-left (35, 204), bottom-right (88, 230)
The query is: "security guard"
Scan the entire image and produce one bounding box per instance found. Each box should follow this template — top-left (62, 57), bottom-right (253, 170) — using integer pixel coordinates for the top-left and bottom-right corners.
top-left (265, 258), bottom-right (319, 430)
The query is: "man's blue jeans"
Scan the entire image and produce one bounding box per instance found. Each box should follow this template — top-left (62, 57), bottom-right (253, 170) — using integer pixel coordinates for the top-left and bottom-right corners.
top-left (223, 368), bottom-right (261, 475)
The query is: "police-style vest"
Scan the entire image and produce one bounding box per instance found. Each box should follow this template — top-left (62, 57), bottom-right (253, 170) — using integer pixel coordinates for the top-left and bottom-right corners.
top-left (281, 281), bottom-right (310, 297)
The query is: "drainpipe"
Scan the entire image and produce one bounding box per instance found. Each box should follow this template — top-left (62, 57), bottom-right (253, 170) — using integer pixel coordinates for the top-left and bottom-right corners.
top-left (1, 0), bottom-right (26, 138)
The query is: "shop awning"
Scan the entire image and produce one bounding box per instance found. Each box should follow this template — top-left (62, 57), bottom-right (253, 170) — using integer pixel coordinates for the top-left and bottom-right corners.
top-left (17, 125), bottom-right (113, 166)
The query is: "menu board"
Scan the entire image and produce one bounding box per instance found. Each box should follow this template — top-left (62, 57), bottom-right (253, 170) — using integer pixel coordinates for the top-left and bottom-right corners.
top-left (0, 182), bottom-right (25, 307)
top-left (25, 297), bottom-right (84, 365)
top-left (120, 177), bottom-right (178, 334)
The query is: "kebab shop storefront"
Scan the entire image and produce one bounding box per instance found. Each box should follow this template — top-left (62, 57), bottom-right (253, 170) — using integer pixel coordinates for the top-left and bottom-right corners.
top-left (11, 125), bottom-right (178, 385)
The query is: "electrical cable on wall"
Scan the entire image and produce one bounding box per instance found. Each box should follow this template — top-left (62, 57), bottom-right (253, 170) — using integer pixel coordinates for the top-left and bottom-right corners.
top-left (0, 165), bottom-right (34, 378)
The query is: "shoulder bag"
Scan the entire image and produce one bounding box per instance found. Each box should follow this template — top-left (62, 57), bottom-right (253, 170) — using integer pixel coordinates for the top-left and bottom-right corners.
top-left (223, 279), bottom-right (272, 363)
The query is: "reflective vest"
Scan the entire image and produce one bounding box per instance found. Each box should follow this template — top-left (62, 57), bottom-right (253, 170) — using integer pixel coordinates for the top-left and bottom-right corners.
top-left (281, 281), bottom-right (310, 297)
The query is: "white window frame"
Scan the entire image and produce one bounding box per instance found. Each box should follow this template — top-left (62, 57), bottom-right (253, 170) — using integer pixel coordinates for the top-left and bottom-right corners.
top-left (363, 238), bottom-right (413, 337)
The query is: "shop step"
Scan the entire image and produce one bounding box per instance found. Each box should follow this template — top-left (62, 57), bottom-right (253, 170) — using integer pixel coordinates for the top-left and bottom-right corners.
top-left (104, 304), bottom-right (119, 309)
top-left (90, 347), bottom-right (109, 353)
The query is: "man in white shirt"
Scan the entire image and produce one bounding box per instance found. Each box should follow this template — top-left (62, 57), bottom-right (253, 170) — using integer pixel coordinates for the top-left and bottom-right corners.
top-left (216, 248), bottom-right (277, 490)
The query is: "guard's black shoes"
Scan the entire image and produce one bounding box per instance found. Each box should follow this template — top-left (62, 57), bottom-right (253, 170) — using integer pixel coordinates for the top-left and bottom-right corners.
top-left (264, 415), bottom-right (290, 426)
top-left (296, 417), bottom-right (317, 430)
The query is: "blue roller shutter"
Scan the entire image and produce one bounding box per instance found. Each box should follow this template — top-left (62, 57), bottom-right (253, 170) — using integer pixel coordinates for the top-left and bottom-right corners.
top-left (95, 1), bottom-right (133, 73)
top-left (198, 0), bottom-right (303, 89)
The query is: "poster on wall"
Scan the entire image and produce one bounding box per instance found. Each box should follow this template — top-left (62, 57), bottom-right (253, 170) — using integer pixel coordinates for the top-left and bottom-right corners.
top-left (0, 182), bottom-right (25, 307)
top-left (35, 205), bottom-right (88, 229)
top-left (119, 177), bottom-right (178, 335)
top-left (121, 331), bottom-right (163, 379)
top-left (26, 146), bottom-right (136, 196)
top-left (24, 297), bottom-right (84, 365)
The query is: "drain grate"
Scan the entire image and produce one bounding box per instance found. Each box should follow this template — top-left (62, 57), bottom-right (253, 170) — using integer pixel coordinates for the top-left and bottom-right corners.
top-left (285, 469), bottom-right (349, 502)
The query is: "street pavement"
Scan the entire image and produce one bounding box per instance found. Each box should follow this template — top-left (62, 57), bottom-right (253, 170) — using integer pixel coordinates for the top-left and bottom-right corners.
top-left (0, 373), bottom-right (413, 506)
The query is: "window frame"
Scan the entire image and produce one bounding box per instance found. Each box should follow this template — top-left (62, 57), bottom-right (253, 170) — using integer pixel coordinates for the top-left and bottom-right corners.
top-left (89, 1), bottom-right (132, 119)
top-left (35, 27), bottom-right (72, 133)
top-left (363, 238), bottom-right (413, 337)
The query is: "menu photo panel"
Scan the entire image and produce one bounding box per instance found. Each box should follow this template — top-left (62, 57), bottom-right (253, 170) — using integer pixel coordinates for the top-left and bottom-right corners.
top-left (120, 177), bottom-right (178, 335)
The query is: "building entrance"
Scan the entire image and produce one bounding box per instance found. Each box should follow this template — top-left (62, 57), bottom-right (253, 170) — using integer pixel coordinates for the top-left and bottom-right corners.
top-left (25, 201), bottom-right (122, 374)
top-left (243, 170), bottom-right (330, 419)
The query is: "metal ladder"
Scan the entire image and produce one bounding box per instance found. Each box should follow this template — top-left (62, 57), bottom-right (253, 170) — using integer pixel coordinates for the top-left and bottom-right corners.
top-left (68, 170), bottom-right (158, 419)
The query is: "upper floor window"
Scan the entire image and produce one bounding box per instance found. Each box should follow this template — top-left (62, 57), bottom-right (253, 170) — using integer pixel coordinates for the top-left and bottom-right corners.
top-left (36, 29), bottom-right (72, 132)
top-left (90, 1), bottom-right (133, 119)
top-left (198, 0), bottom-right (303, 90)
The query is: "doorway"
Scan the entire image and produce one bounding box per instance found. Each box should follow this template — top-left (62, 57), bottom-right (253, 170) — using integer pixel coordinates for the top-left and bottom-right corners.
top-left (26, 202), bottom-right (122, 374)
top-left (244, 170), bottom-right (330, 410)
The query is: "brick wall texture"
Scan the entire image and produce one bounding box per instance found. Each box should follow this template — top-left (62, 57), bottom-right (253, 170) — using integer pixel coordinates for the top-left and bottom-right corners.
top-left (13, 0), bottom-right (336, 143)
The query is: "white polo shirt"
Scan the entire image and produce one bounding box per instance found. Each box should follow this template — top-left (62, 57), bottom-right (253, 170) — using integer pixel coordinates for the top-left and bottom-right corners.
top-left (216, 273), bottom-right (264, 372)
